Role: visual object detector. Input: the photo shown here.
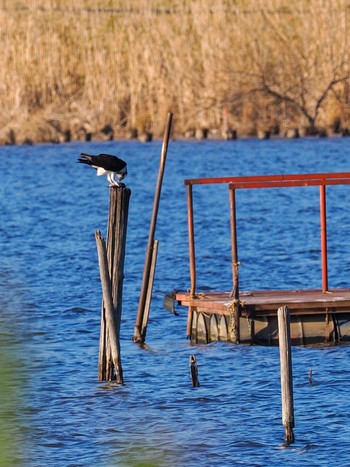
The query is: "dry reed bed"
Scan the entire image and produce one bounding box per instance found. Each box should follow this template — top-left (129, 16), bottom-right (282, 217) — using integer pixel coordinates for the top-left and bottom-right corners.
top-left (0, 0), bottom-right (349, 143)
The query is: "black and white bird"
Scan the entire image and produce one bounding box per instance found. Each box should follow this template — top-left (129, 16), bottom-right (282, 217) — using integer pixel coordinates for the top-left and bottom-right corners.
top-left (77, 153), bottom-right (127, 186)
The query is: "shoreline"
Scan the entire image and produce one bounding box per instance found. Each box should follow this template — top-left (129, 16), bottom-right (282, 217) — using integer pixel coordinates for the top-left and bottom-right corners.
top-left (0, 124), bottom-right (349, 147)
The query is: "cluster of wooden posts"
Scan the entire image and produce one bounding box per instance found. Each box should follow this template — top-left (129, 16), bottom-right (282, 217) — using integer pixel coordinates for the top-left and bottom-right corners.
top-left (95, 186), bottom-right (130, 384)
top-left (95, 112), bottom-right (172, 384)
top-left (92, 111), bottom-right (296, 444)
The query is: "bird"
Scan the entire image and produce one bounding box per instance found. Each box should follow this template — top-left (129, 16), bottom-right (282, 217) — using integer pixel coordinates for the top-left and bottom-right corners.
top-left (77, 153), bottom-right (127, 186)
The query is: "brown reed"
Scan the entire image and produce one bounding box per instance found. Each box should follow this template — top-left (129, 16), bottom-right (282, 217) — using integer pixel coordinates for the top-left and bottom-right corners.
top-left (0, 0), bottom-right (349, 143)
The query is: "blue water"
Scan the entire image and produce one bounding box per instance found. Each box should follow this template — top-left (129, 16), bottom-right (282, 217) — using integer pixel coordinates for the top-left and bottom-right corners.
top-left (1, 137), bottom-right (350, 466)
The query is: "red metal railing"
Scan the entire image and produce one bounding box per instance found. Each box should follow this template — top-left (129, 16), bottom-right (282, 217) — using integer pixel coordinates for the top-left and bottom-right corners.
top-left (185, 172), bottom-right (350, 298)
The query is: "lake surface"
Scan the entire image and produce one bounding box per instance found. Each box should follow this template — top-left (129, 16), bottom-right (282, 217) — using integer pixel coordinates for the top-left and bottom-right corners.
top-left (1, 137), bottom-right (350, 466)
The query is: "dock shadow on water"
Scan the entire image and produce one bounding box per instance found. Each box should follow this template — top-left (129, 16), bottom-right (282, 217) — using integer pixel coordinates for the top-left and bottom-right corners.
top-left (1, 138), bottom-right (350, 465)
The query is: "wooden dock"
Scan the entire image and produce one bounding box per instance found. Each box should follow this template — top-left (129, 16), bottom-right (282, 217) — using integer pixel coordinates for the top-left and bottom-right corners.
top-left (175, 288), bottom-right (350, 345)
top-left (172, 171), bottom-right (350, 346)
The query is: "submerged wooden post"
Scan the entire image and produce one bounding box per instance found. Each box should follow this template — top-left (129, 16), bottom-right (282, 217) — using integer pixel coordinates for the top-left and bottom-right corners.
top-left (189, 355), bottom-right (200, 387)
top-left (98, 186), bottom-right (131, 382)
top-left (134, 112), bottom-right (173, 343)
top-left (278, 306), bottom-right (295, 443)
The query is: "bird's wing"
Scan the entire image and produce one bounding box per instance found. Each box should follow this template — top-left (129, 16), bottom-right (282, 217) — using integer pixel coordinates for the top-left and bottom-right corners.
top-left (96, 154), bottom-right (127, 172)
top-left (77, 153), bottom-right (126, 172)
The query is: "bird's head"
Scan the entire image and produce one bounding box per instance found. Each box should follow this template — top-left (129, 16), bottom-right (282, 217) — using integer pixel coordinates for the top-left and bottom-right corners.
top-left (117, 167), bottom-right (128, 180)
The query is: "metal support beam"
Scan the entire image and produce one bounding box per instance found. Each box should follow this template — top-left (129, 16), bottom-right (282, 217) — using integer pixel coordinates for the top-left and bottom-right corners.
top-left (229, 187), bottom-right (239, 299)
top-left (187, 184), bottom-right (196, 298)
top-left (320, 185), bottom-right (328, 293)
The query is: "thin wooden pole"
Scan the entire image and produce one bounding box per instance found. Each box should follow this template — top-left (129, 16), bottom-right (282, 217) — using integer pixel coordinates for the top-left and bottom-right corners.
top-left (134, 112), bottom-right (173, 343)
top-left (141, 239), bottom-right (159, 340)
top-left (320, 185), bottom-right (328, 292)
top-left (95, 231), bottom-right (123, 384)
top-left (277, 306), bottom-right (295, 443)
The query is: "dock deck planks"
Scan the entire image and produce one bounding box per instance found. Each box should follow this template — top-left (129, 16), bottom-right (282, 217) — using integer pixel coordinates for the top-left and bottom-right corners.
top-left (175, 288), bottom-right (350, 316)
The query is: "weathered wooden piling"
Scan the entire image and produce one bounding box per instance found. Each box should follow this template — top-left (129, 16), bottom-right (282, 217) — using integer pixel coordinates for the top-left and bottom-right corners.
top-left (133, 112), bottom-right (173, 343)
top-left (98, 186), bottom-right (131, 382)
top-left (189, 355), bottom-right (200, 387)
top-left (278, 306), bottom-right (295, 443)
top-left (95, 231), bottom-right (123, 384)
top-left (308, 368), bottom-right (313, 384)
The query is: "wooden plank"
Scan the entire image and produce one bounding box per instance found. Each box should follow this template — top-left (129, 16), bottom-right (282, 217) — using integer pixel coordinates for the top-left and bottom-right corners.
top-left (175, 288), bottom-right (350, 318)
top-left (177, 289), bottom-right (350, 303)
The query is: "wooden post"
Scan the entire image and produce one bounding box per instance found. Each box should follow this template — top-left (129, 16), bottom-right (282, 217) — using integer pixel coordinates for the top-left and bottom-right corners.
top-left (229, 300), bottom-right (240, 344)
top-left (308, 368), bottom-right (313, 384)
top-left (277, 306), bottom-right (295, 443)
top-left (134, 112), bottom-right (173, 343)
top-left (186, 306), bottom-right (194, 339)
top-left (98, 186), bottom-right (131, 382)
top-left (189, 355), bottom-right (200, 387)
top-left (95, 231), bottom-right (123, 384)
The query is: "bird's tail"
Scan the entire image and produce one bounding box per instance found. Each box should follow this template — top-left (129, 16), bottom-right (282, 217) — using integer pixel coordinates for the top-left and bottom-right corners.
top-left (77, 153), bottom-right (93, 165)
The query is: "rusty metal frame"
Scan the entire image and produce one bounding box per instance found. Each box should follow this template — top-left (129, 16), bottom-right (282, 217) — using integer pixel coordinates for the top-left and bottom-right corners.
top-left (185, 172), bottom-right (350, 298)
top-left (185, 172), bottom-right (350, 186)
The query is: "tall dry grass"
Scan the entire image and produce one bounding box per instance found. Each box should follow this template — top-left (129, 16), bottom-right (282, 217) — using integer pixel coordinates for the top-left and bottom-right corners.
top-left (0, 0), bottom-right (349, 142)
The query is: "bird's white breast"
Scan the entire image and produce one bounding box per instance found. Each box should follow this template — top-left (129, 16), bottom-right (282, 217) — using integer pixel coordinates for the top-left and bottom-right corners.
top-left (95, 166), bottom-right (108, 176)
